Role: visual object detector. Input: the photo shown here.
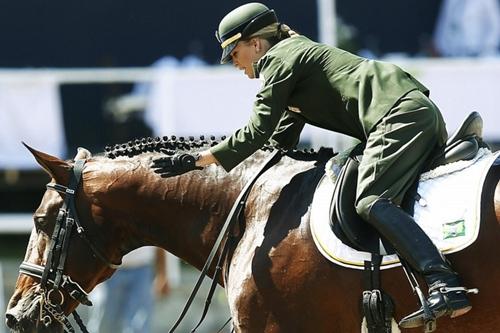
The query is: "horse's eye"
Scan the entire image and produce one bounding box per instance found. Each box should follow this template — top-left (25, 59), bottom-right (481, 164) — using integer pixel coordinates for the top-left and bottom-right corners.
top-left (34, 216), bottom-right (47, 227)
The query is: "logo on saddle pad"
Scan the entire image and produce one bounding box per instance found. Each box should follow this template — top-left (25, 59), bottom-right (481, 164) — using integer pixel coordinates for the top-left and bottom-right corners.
top-left (310, 148), bottom-right (498, 270)
top-left (443, 220), bottom-right (466, 239)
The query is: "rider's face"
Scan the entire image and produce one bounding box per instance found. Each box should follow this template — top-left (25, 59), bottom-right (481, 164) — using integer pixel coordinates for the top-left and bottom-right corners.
top-left (230, 38), bottom-right (263, 79)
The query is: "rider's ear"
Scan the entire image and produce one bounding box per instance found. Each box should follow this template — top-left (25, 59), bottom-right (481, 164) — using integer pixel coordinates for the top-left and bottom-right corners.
top-left (23, 142), bottom-right (71, 184)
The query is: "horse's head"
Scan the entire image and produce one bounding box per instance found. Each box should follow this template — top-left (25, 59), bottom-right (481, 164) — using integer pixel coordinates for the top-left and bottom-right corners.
top-left (5, 145), bottom-right (122, 333)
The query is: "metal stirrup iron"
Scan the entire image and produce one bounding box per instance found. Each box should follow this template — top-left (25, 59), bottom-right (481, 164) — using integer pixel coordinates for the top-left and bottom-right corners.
top-left (399, 258), bottom-right (436, 333)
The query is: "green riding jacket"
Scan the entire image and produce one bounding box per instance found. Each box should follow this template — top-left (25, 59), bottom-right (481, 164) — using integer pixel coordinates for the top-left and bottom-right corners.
top-left (210, 35), bottom-right (429, 172)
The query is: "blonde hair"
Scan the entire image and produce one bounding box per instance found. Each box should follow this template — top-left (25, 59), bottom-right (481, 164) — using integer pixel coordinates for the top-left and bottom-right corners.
top-left (247, 23), bottom-right (299, 42)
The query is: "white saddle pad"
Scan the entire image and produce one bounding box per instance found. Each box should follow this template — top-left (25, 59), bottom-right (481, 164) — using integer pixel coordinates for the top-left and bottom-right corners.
top-left (310, 148), bottom-right (499, 270)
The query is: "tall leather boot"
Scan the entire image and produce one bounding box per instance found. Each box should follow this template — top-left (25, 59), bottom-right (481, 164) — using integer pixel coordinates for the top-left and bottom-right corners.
top-left (367, 198), bottom-right (473, 329)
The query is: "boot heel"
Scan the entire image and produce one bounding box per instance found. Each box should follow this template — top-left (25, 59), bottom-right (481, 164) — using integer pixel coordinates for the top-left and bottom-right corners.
top-left (450, 305), bottom-right (471, 318)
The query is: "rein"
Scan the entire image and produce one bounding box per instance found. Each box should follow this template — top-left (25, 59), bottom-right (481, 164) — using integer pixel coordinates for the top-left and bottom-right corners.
top-left (169, 150), bottom-right (282, 332)
top-left (18, 159), bottom-right (121, 333)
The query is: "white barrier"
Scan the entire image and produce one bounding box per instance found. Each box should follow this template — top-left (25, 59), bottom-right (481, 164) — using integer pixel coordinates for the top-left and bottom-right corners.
top-left (1, 58), bottom-right (500, 170)
top-left (0, 68), bottom-right (157, 84)
top-left (392, 57), bottom-right (500, 141)
top-left (0, 214), bottom-right (32, 234)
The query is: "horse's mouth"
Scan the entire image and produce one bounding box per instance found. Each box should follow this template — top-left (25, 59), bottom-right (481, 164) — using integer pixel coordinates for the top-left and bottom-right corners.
top-left (5, 315), bottom-right (64, 333)
top-left (5, 294), bottom-right (63, 333)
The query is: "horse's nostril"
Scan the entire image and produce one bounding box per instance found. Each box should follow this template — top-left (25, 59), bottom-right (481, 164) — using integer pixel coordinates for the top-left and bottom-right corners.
top-left (5, 313), bottom-right (18, 328)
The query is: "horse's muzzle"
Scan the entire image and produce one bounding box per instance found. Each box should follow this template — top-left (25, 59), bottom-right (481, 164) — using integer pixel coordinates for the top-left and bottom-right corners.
top-left (5, 309), bottom-right (36, 333)
top-left (5, 311), bottom-right (19, 330)
top-left (5, 301), bottom-right (64, 333)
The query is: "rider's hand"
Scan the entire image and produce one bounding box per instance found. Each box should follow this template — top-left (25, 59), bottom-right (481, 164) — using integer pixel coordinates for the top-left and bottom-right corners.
top-left (150, 153), bottom-right (202, 178)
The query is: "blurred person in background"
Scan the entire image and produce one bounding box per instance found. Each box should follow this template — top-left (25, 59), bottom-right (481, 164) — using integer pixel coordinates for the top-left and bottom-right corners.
top-left (87, 247), bottom-right (170, 333)
top-left (433, 0), bottom-right (500, 57)
top-left (150, 2), bottom-right (477, 330)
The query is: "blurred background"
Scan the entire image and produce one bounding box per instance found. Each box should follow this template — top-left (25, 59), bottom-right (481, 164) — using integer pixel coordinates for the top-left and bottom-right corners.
top-left (1, 0), bottom-right (499, 332)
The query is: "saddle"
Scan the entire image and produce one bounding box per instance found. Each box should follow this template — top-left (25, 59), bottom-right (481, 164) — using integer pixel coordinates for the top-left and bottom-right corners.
top-left (328, 112), bottom-right (485, 333)
top-left (329, 111), bottom-right (485, 255)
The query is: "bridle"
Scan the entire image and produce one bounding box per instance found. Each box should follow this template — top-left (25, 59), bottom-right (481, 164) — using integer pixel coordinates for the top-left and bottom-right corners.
top-left (17, 159), bottom-right (121, 332)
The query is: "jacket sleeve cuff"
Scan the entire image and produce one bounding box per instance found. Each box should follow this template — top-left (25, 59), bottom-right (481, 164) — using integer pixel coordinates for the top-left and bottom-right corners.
top-left (209, 143), bottom-right (241, 172)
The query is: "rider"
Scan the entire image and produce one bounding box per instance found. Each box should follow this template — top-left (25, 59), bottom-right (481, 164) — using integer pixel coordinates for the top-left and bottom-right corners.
top-left (151, 2), bottom-right (473, 328)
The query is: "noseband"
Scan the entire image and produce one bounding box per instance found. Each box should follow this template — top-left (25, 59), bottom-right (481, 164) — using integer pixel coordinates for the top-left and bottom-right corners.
top-left (18, 159), bottom-right (121, 332)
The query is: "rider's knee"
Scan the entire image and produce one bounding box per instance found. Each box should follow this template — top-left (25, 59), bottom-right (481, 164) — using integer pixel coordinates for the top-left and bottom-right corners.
top-left (355, 194), bottom-right (380, 221)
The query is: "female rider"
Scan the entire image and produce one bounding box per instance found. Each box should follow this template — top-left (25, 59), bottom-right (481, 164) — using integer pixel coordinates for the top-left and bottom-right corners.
top-left (151, 3), bottom-right (473, 329)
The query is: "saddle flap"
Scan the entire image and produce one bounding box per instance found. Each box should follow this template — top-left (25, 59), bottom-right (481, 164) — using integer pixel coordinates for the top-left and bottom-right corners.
top-left (330, 156), bottom-right (395, 255)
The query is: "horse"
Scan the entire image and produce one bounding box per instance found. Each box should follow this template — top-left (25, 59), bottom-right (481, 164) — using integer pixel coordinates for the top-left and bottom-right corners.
top-left (5, 136), bottom-right (500, 333)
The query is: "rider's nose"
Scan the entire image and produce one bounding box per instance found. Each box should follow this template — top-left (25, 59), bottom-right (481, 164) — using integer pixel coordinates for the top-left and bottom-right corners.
top-left (5, 312), bottom-right (18, 328)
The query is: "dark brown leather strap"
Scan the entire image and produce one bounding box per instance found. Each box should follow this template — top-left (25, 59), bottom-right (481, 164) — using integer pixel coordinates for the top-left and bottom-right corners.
top-left (169, 150), bottom-right (282, 332)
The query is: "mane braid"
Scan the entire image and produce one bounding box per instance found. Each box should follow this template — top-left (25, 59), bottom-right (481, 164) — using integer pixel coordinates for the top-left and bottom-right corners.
top-left (104, 135), bottom-right (225, 159)
top-left (104, 135), bottom-right (334, 161)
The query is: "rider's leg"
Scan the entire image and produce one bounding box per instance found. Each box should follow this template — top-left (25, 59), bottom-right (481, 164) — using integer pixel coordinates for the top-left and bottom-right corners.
top-left (355, 90), bottom-right (471, 328)
top-left (364, 198), bottom-right (471, 328)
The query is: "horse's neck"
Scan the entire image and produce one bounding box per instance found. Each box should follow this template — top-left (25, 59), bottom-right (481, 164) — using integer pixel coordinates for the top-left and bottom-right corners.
top-left (89, 154), bottom-right (257, 269)
top-left (154, 166), bottom-right (246, 267)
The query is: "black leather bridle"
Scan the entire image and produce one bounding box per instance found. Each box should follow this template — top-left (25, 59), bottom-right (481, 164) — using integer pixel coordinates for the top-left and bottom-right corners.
top-left (18, 159), bottom-right (121, 332)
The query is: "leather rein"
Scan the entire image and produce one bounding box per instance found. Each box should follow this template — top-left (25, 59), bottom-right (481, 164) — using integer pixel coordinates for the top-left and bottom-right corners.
top-left (17, 150), bottom-right (281, 332)
top-left (168, 149), bottom-right (282, 332)
top-left (18, 159), bottom-right (121, 333)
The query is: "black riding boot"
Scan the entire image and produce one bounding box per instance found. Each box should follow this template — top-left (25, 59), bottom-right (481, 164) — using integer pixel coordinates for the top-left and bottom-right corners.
top-left (368, 198), bottom-right (473, 329)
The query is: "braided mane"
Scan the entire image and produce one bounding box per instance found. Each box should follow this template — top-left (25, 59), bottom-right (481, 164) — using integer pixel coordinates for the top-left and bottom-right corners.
top-left (104, 135), bottom-right (335, 162)
top-left (104, 135), bottom-right (223, 159)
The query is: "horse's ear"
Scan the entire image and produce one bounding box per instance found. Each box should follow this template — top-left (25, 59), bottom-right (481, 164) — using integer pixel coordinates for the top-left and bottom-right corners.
top-left (23, 142), bottom-right (71, 184)
top-left (75, 147), bottom-right (92, 160)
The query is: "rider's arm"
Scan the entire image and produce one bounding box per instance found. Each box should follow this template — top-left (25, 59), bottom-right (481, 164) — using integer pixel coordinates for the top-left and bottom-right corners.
top-left (209, 56), bottom-right (300, 172)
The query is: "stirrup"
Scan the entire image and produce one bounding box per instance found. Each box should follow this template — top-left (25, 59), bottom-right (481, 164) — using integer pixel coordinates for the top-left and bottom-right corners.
top-left (399, 285), bottom-right (478, 332)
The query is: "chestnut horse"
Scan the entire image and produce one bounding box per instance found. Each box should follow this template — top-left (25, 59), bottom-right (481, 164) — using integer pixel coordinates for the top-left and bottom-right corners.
top-left (5, 138), bottom-right (500, 333)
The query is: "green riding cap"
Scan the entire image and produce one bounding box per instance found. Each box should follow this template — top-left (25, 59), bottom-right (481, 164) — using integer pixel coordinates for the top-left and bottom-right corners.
top-left (215, 2), bottom-right (278, 64)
